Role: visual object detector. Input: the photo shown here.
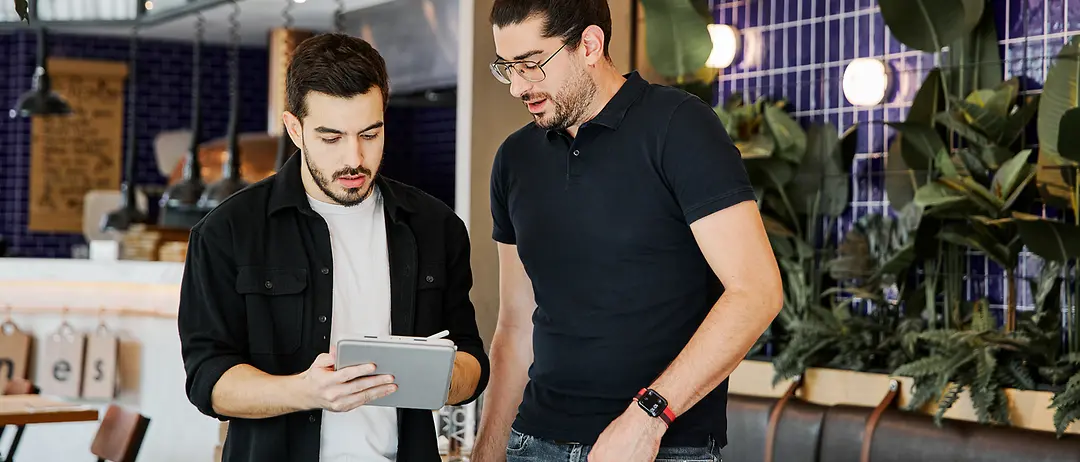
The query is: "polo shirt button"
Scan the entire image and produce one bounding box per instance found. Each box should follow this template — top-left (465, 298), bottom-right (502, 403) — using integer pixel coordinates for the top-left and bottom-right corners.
top-left (309, 415), bottom-right (316, 423)
top-left (318, 315), bottom-right (327, 323)
top-left (322, 335), bottom-right (328, 340)
top-left (264, 281), bottom-right (273, 289)
top-left (573, 150), bottom-right (580, 156)
top-left (425, 275), bottom-right (434, 283)
top-left (321, 267), bottom-right (330, 275)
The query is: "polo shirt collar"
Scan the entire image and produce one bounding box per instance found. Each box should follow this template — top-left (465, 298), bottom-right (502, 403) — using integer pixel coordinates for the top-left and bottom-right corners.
top-left (267, 151), bottom-right (413, 220)
top-left (546, 70), bottom-right (648, 138)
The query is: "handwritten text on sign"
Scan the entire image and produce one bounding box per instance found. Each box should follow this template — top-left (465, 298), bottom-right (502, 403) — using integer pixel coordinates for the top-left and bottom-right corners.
top-left (29, 58), bottom-right (128, 233)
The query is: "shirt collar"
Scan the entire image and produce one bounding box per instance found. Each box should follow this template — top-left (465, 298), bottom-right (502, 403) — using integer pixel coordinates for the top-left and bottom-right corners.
top-left (267, 151), bottom-right (413, 220)
top-left (546, 70), bottom-right (648, 139)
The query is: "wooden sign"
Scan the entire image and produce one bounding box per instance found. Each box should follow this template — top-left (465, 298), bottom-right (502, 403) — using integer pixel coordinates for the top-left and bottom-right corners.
top-left (37, 323), bottom-right (86, 398)
top-left (81, 329), bottom-right (119, 399)
top-left (0, 321), bottom-right (32, 390)
top-left (28, 58), bottom-right (128, 233)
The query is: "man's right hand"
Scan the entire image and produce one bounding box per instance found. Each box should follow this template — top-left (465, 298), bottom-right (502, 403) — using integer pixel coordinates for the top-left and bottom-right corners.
top-left (297, 352), bottom-right (398, 413)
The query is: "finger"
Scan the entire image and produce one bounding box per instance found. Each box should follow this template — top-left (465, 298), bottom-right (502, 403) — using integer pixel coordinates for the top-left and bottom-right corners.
top-left (310, 353), bottom-right (335, 370)
top-left (332, 363), bottom-right (378, 382)
top-left (333, 382), bottom-right (398, 412)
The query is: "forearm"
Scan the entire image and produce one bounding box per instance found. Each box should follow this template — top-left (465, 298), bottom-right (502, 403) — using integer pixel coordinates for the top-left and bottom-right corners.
top-left (650, 288), bottom-right (780, 416)
top-left (476, 326), bottom-right (533, 445)
top-left (211, 364), bottom-right (310, 419)
top-left (448, 351), bottom-right (482, 405)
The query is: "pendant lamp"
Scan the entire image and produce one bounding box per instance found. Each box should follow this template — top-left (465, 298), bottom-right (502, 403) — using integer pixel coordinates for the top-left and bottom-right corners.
top-left (158, 13), bottom-right (207, 228)
top-left (199, 0), bottom-right (248, 208)
top-left (274, 0), bottom-right (298, 171)
top-left (101, 23), bottom-right (150, 232)
top-left (10, 1), bottom-right (70, 119)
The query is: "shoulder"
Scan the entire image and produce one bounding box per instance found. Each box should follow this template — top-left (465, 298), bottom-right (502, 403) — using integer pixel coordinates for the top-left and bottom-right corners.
top-left (190, 175), bottom-right (276, 240)
top-left (496, 121), bottom-right (545, 158)
top-left (381, 177), bottom-right (459, 222)
top-left (643, 83), bottom-right (711, 121)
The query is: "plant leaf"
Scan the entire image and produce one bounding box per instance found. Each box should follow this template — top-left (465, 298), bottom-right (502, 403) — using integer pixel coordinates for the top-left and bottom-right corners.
top-left (787, 123), bottom-right (848, 217)
top-left (991, 149), bottom-right (1034, 200)
top-left (638, 0), bottom-right (713, 80)
top-left (1058, 107), bottom-right (1080, 164)
top-left (953, 97), bottom-right (1008, 136)
top-left (763, 105), bottom-right (808, 165)
top-left (886, 122), bottom-right (948, 171)
top-left (1012, 213), bottom-right (1080, 262)
top-left (1001, 94), bottom-right (1039, 147)
top-left (935, 110), bottom-right (992, 147)
top-left (1038, 35), bottom-right (1080, 166)
top-left (878, 0), bottom-right (984, 53)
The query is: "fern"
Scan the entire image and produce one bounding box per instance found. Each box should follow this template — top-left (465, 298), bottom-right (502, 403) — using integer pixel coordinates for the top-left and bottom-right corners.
top-left (1050, 358), bottom-right (1080, 437)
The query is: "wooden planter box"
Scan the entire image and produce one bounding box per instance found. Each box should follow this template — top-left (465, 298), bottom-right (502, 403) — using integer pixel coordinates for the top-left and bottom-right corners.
top-left (729, 359), bottom-right (1080, 436)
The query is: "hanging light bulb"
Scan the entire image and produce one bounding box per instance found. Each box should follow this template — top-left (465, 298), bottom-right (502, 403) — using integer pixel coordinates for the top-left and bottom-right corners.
top-left (198, 0), bottom-right (248, 208)
top-left (10, 22), bottom-right (71, 118)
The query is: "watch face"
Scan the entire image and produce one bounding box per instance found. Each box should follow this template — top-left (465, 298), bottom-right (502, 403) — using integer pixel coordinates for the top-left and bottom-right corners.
top-left (637, 390), bottom-right (667, 417)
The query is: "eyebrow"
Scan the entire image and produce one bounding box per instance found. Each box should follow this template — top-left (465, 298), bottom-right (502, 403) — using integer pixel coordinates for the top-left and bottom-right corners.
top-left (495, 49), bottom-right (545, 62)
top-left (313, 121), bottom-right (384, 135)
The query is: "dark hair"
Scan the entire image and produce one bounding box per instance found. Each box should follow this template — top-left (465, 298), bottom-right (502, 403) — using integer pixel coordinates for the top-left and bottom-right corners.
top-left (286, 33), bottom-right (390, 121)
top-left (489, 0), bottom-right (611, 59)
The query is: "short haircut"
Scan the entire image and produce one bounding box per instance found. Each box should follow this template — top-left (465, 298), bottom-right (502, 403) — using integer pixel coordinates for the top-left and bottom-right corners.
top-left (285, 33), bottom-right (390, 121)
top-left (489, 0), bottom-right (612, 59)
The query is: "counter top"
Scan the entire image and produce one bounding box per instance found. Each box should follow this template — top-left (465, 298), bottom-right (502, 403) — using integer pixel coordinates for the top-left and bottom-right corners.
top-left (0, 258), bottom-right (184, 317)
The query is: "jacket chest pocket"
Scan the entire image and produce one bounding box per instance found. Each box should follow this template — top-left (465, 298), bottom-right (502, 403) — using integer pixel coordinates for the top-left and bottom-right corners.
top-left (236, 266), bottom-right (308, 355)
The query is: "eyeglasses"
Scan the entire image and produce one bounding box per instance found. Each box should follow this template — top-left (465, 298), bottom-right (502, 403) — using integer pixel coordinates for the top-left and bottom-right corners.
top-left (489, 43), bottom-right (567, 84)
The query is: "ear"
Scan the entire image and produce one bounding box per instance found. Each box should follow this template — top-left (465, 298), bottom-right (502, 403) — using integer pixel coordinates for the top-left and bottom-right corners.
top-left (283, 111), bottom-right (303, 149)
top-left (580, 25), bottom-right (606, 65)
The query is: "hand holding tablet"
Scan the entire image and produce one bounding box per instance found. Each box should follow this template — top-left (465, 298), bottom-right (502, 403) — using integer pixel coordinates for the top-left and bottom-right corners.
top-left (297, 351), bottom-right (399, 413)
top-left (333, 331), bottom-right (458, 410)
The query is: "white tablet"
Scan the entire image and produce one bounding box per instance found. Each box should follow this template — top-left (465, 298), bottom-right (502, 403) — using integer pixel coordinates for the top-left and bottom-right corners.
top-left (334, 335), bottom-right (457, 410)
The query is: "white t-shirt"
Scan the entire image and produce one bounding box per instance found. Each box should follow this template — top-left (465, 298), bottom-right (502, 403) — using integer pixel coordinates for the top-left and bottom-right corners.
top-left (308, 186), bottom-right (398, 462)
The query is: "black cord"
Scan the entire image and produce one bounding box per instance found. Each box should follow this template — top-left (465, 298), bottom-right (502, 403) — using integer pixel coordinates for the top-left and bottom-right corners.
top-left (224, 0), bottom-right (241, 178)
top-left (283, 0), bottom-right (293, 29)
top-left (334, 0), bottom-right (345, 33)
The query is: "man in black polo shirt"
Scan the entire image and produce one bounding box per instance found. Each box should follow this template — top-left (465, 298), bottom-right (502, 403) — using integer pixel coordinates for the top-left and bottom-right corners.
top-left (177, 33), bottom-right (489, 462)
top-left (472, 1), bottom-right (783, 461)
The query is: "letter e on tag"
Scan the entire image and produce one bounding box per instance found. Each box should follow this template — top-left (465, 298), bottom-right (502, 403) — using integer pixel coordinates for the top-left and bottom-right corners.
top-left (38, 323), bottom-right (85, 398)
top-left (81, 331), bottom-right (119, 399)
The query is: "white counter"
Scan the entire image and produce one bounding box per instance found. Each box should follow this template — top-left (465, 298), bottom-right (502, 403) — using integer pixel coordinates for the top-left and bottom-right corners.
top-left (0, 258), bottom-right (218, 461)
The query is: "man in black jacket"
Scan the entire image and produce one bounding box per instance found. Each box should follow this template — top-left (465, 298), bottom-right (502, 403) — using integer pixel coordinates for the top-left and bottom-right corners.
top-left (178, 33), bottom-right (489, 462)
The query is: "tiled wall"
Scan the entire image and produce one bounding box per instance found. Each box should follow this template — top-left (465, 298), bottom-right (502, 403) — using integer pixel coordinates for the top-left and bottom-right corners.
top-left (712, 0), bottom-right (1054, 319)
top-left (0, 31), bottom-right (458, 259)
top-left (0, 30), bottom-right (269, 258)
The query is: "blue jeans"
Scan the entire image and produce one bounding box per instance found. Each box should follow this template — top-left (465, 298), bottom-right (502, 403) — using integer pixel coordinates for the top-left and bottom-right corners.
top-left (505, 428), bottom-right (722, 462)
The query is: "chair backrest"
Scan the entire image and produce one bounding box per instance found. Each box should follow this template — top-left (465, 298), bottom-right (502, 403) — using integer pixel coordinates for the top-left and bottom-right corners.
top-left (90, 405), bottom-right (150, 462)
top-left (2, 378), bottom-right (35, 395)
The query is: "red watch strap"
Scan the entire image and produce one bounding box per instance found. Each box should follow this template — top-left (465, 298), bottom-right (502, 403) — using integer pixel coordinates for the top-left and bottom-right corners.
top-left (635, 388), bottom-right (676, 426)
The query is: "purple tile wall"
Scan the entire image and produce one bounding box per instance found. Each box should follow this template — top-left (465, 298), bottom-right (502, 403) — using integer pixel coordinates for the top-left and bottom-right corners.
top-left (0, 31), bottom-right (269, 258)
top-left (382, 105), bottom-right (457, 209)
top-left (713, 0), bottom-right (1054, 321)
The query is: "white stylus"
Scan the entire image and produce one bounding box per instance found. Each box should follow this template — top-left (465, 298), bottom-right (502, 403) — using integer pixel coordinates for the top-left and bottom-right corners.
top-left (427, 330), bottom-right (450, 340)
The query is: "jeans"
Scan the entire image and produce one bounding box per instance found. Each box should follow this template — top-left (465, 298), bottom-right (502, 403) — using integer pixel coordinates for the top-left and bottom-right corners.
top-left (505, 428), bottom-right (722, 462)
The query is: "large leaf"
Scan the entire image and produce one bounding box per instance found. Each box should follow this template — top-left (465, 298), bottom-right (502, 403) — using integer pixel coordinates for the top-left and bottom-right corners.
top-left (991, 149), bottom-right (1034, 200)
top-left (763, 105), bottom-right (807, 165)
top-left (1039, 35), bottom-right (1080, 164)
top-left (1001, 94), bottom-right (1039, 147)
top-left (878, 0), bottom-right (984, 53)
top-left (1058, 107), bottom-right (1080, 164)
top-left (945, 6), bottom-right (1003, 100)
top-left (787, 123), bottom-right (848, 217)
top-left (886, 122), bottom-right (948, 171)
top-left (736, 134), bottom-right (775, 159)
top-left (934, 111), bottom-right (992, 147)
top-left (639, 0), bottom-right (713, 80)
top-left (953, 97), bottom-right (1008, 137)
top-left (914, 182), bottom-right (968, 209)
top-left (885, 69), bottom-right (944, 208)
top-left (1013, 213), bottom-right (1080, 262)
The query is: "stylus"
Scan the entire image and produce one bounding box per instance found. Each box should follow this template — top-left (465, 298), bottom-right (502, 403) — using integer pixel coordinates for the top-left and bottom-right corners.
top-left (427, 330), bottom-right (450, 340)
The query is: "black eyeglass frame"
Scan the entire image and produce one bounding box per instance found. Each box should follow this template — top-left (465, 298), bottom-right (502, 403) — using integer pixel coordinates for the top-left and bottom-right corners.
top-left (489, 42), bottom-right (568, 84)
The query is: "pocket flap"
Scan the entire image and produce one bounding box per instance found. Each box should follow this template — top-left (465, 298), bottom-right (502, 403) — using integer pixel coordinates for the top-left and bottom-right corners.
top-left (236, 266), bottom-right (308, 295)
top-left (418, 262), bottom-right (446, 290)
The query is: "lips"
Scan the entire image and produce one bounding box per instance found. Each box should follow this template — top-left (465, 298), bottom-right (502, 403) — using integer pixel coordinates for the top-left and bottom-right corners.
top-left (336, 174), bottom-right (367, 189)
top-left (526, 98), bottom-right (547, 113)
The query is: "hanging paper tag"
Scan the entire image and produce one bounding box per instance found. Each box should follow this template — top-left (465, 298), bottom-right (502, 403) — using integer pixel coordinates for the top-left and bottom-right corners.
top-left (0, 319), bottom-right (32, 390)
top-left (37, 322), bottom-right (86, 398)
top-left (81, 327), bottom-right (119, 399)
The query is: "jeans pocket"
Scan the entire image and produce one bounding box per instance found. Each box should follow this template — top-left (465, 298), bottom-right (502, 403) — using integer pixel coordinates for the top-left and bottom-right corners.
top-left (506, 428), bottom-right (531, 453)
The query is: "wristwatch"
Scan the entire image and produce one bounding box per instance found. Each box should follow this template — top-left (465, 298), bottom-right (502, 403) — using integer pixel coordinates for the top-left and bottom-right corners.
top-left (634, 388), bottom-right (675, 426)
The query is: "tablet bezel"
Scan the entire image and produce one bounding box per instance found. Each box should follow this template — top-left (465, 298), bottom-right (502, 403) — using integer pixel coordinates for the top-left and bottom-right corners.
top-left (334, 336), bottom-right (457, 410)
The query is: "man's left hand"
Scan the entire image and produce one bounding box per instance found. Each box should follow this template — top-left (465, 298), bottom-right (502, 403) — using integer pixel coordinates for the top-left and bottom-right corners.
top-left (587, 403), bottom-right (667, 462)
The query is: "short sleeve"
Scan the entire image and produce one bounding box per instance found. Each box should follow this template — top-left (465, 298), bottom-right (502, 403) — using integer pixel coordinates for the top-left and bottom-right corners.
top-left (490, 144), bottom-right (517, 244)
top-left (661, 96), bottom-right (757, 224)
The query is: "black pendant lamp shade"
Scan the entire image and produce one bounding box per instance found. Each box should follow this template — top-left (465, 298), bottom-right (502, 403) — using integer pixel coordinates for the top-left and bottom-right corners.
top-left (199, 0), bottom-right (248, 208)
top-left (101, 26), bottom-right (149, 233)
top-left (10, 27), bottom-right (71, 118)
top-left (158, 13), bottom-right (207, 229)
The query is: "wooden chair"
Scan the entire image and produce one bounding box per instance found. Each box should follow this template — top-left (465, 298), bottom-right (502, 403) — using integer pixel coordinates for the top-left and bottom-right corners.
top-left (90, 405), bottom-right (150, 462)
top-left (0, 379), bottom-right (39, 462)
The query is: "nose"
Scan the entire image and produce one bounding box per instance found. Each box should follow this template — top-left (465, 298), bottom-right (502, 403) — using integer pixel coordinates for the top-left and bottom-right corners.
top-left (509, 72), bottom-right (531, 99)
top-left (345, 137), bottom-right (364, 167)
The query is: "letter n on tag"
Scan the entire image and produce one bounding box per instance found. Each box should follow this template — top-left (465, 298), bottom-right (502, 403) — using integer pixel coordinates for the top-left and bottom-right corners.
top-left (81, 332), bottom-right (119, 399)
top-left (38, 323), bottom-right (86, 398)
top-left (0, 320), bottom-right (32, 389)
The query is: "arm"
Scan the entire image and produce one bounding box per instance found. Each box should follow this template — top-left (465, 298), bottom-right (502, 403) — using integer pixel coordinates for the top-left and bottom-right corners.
top-left (473, 243), bottom-right (536, 458)
top-left (443, 213), bottom-right (491, 406)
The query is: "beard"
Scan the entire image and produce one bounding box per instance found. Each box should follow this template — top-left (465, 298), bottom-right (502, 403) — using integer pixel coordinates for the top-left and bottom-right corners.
top-left (303, 139), bottom-right (377, 207)
top-left (525, 62), bottom-right (598, 130)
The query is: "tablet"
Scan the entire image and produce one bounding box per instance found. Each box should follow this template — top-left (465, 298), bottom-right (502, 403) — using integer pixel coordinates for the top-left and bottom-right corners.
top-left (334, 335), bottom-right (457, 410)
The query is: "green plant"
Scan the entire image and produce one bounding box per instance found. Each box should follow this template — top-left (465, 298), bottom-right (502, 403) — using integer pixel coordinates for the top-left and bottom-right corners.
top-left (638, 0), bottom-right (714, 84)
top-left (1050, 356), bottom-right (1080, 436)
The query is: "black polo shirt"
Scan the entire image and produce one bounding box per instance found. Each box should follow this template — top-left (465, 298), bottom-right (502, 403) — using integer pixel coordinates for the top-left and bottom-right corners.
top-left (178, 152), bottom-right (490, 462)
top-left (490, 71), bottom-right (755, 448)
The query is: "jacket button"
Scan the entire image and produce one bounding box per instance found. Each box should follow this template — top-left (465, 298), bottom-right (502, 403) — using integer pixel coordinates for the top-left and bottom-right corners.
top-left (573, 150), bottom-right (580, 156)
top-left (321, 267), bottom-right (330, 275)
top-left (264, 281), bottom-right (273, 289)
top-left (309, 415), bottom-right (316, 423)
top-left (425, 275), bottom-right (434, 283)
top-left (318, 315), bottom-right (327, 323)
